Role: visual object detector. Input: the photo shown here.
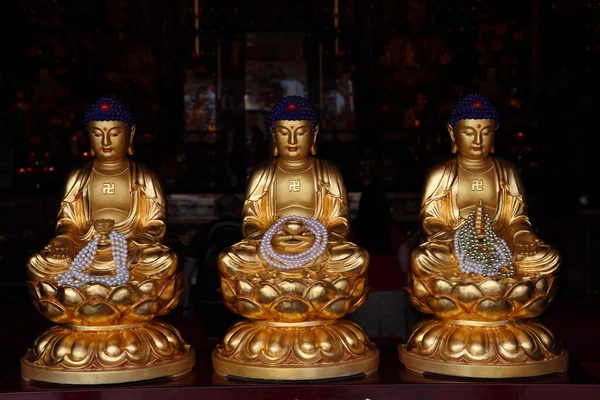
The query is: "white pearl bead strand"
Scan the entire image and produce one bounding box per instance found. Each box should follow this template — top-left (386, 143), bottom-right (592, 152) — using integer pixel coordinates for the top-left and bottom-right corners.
top-left (260, 216), bottom-right (328, 270)
top-left (454, 210), bottom-right (515, 278)
top-left (54, 231), bottom-right (130, 287)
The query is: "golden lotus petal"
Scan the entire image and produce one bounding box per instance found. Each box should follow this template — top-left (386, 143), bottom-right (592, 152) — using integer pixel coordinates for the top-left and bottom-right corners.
top-left (444, 326), bottom-right (468, 356)
top-left (429, 278), bottom-right (453, 295)
top-left (534, 276), bottom-right (550, 293)
top-left (57, 287), bottom-right (85, 308)
top-left (157, 278), bottom-right (177, 302)
top-left (27, 281), bottom-right (41, 302)
top-left (248, 329), bottom-right (270, 355)
top-left (38, 300), bottom-right (72, 323)
top-left (474, 298), bottom-right (513, 319)
top-left (137, 279), bottom-right (158, 295)
top-left (506, 281), bottom-right (534, 306)
top-left (237, 278), bottom-right (254, 294)
top-left (277, 279), bottom-right (308, 295)
top-left (74, 301), bottom-right (120, 325)
top-left (410, 277), bottom-right (430, 300)
top-left (220, 279), bottom-right (237, 303)
top-left (351, 279), bottom-right (366, 300)
top-left (130, 298), bottom-right (162, 318)
top-left (255, 282), bottom-right (280, 304)
top-left (305, 282), bottom-right (334, 307)
top-left (516, 296), bottom-right (548, 318)
top-left (406, 292), bottom-right (433, 314)
top-left (479, 279), bottom-right (507, 296)
top-left (271, 298), bottom-right (314, 322)
top-left (320, 296), bottom-right (351, 318)
top-left (331, 277), bottom-right (350, 295)
top-left (426, 296), bottom-right (462, 318)
top-left (108, 286), bottom-right (140, 309)
top-left (81, 283), bottom-right (110, 299)
top-left (39, 280), bottom-right (57, 298)
top-left (263, 329), bottom-right (290, 361)
top-left (236, 298), bottom-right (269, 319)
top-left (452, 283), bottom-right (484, 303)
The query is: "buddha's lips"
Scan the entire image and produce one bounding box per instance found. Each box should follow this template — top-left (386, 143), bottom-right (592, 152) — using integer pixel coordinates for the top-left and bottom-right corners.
top-left (288, 147), bottom-right (298, 152)
top-left (102, 148), bottom-right (112, 153)
top-left (472, 146), bottom-right (483, 151)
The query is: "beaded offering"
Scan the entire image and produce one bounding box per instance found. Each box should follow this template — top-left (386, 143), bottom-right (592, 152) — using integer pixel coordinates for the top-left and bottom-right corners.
top-left (454, 208), bottom-right (514, 278)
top-left (260, 216), bottom-right (328, 270)
top-left (54, 231), bottom-right (130, 287)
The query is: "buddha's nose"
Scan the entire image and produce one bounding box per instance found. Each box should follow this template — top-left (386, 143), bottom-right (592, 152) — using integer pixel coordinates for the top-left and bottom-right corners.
top-left (288, 133), bottom-right (298, 145)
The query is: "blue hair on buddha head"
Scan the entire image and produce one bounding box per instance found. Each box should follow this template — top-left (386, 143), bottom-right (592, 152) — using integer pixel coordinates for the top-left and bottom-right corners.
top-left (269, 96), bottom-right (319, 132)
top-left (448, 93), bottom-right (499, 129)
top-left (83, 97), bottom-right (135, 132)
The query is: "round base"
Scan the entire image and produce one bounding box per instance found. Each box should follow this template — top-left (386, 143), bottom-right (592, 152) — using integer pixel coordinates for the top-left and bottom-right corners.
top-left (212, 319), bottom-right (379, 381)
top-left (21, 349), bottom-right (195, 385)
top-left (21, 321), bottom-right (195, 385)
top-left (212, 348), bottom-right (378, 381)
top-left (399, 318), bottom-right (568, 379)
top-left (399, 346), bottom-right (568, 378)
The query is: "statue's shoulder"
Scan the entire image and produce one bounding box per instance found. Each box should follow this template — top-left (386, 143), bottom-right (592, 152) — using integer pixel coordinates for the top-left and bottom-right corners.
top-left (421, 159), bottom-right (456, 203)
top-left (492, 157), bottom-right (525, 196)
top-left (317, 158), bottom-right (343, 177)
top-left (245, 158), bottom-right (277, 200)
top-left (61, 162), bottom-right (93, 202)
top-left (131, 160), bottom-right (165, 206)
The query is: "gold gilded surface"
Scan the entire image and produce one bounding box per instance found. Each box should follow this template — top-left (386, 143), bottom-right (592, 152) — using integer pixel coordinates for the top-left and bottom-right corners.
top-left (22, 108), bottom-right (193, 384)
top-left (214, 103), bottom-right (377, 379)
top-left (400, 102), bottom-right (566, 378)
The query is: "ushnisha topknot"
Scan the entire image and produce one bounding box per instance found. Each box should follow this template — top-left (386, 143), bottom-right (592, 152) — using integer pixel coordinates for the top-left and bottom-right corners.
top-left (269, 96), bottom-right (319, 132)
top-left (448, 93), bottom-right (499, 129)
top-left (83, 97), bottom-right (135, 132)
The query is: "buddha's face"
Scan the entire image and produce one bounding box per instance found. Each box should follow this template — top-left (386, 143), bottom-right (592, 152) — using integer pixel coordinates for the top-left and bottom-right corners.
top-left (451, 119), bottom-right (496, 159)
top-left (272, 120), bottom-right (315, 161)
top-left (88, 121), bottom-right (132, 162)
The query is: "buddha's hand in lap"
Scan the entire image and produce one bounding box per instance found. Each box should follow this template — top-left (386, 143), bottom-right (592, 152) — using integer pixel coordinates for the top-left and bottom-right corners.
top-left (44, 237), bottom-right (73, 260)
top-left (270, 232), bottom-right (316, 254)
top-left (513, 231), bottom-right (540, 259)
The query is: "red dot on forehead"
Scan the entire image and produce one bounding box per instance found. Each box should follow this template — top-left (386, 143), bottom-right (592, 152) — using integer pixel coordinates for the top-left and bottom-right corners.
top-left (103, 127), bottom-right (108, 131)
top-left (290, 125), bottom-right (294, 129)
top-left (477, 124), bottom-right (481, 128)
top-left (472, 101), bottom-right (483, 109)
top-left (287, 103), bottom-right (297, 111)
top-left (100, 103), bottom-right (111, 111)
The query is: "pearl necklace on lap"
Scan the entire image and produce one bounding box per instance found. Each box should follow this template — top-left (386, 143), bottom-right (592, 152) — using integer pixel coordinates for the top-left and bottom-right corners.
top-left (54, 231), bottom-right (130, 287)
top-left (260, 216), bottom-right (328, 270)
top-left (454, 209), bottom-right (515, 278)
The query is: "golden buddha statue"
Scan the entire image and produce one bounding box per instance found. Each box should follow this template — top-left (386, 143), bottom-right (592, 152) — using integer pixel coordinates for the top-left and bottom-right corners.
top-left (399, 94), bottom-right (568, 378)
top-left (21, 98), bottom-right (194, 384)
top-left (212, 96), bottom-right (378, 380)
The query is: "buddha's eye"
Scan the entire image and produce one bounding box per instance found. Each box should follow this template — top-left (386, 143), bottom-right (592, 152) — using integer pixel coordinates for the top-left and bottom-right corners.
top-left (463, 132), bottom-right (473, 136)
top-left (278, 130), bottom-right (288, 136)
top-left (110, 132), bottom-right (121, 137)
top-left (93, 133), bottom-right (101, 137)
top-left (297, 131), bottom-right (305, 136)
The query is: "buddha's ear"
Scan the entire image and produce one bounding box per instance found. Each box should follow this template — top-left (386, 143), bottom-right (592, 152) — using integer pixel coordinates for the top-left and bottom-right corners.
top-left (128, 124), bottom-right (137, 156)
top-left (310, 125), bottom-right (319, 155)
top-left (130, 124), bottom-right (137, 141)
top-left (446, 122), bottom-right (455, 142)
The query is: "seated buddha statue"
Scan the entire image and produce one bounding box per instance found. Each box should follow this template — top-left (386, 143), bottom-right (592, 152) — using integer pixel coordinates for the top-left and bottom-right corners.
top-left (412, 94), bottom-right (560, 278)
top-left (22, 98), bottom-right (194, 385)
top-left (212, 96), bottom-right (378, 381)
top-left (399, 94), bottom-right (567, 378)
